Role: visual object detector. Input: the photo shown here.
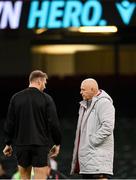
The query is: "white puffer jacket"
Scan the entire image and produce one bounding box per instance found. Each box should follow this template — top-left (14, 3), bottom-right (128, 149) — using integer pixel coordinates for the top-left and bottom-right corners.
top-left (71, 90), bottom-right (115, 175)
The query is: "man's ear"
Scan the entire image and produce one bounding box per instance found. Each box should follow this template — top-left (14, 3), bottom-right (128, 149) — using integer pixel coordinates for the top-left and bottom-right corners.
top-left (37, 79), bottom-right (41, 85)
top-left (91, 87), bottom-right (94, 91)
top-left (91, 87), bottom-right (96, 94)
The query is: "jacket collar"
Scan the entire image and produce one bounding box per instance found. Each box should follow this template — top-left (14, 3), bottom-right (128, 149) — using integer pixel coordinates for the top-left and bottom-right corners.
top-left (80, 96), bottom-right (98, 109)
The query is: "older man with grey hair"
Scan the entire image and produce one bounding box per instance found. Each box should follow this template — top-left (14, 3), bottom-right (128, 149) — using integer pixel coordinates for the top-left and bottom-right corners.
top-left (71, 78), bottom-right (115, 179)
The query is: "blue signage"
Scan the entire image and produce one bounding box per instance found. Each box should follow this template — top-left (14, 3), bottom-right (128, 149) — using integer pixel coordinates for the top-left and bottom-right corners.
top-left (0, 0), bottom-right (135, 29)
top-left (116, 1), bottom-right (136, 25)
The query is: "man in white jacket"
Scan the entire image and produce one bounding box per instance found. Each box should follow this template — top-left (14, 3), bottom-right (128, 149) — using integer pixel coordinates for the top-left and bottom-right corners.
top-left (71, 78), bottom-right (115, 179)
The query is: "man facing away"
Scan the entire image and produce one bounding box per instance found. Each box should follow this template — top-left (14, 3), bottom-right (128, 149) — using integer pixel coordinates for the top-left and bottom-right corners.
top-left (71, 78), bottom-right (115, 179)
top-left (3, 70), bottom-right (61, 179)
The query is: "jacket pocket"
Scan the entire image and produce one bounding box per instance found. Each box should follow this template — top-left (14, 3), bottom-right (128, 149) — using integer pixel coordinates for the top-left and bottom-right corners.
top-left (78, 135), bottom-right (96, 167)
top-left (79, 149), bottom-right (95, 167)
top-left (89, 134), bottom-right (97, 149)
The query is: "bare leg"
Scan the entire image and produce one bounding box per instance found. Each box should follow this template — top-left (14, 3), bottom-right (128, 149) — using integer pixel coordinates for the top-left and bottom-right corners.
top-left (33, 166), bottom-right (50, 179)
top-left (18, 165), bottom-right (32, 180)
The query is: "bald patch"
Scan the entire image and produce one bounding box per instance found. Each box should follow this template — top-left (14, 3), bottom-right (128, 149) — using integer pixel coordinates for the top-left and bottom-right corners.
top-left (81, 78), bottom-right (99, 90)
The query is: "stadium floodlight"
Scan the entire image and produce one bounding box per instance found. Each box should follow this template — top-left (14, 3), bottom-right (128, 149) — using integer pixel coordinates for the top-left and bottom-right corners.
top-left (69, 26), bottom-right (118, 34)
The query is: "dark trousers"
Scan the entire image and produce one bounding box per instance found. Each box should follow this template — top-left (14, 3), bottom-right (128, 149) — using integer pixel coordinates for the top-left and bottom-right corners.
top-left (82, 173), bottom-right (112, 179)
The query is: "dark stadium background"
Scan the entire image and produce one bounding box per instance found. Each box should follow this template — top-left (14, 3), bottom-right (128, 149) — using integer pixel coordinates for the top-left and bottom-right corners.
top-left (0, 0), bottom-right (136, 179)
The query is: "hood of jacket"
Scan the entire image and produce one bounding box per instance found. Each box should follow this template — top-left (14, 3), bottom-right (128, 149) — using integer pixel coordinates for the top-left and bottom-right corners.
top-left (80, 89), bottom-right (113, 108)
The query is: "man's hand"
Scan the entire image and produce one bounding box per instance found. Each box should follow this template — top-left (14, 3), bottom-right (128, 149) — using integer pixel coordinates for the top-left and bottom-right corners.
top-left (49, 145), bottom-right (60, 158)
top-left (3, 145), bottom-right (13, 157)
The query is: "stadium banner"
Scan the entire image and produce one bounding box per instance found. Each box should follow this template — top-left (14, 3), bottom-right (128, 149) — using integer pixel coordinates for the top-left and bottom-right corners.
top-left (0, 0), bottom-right (135, 29)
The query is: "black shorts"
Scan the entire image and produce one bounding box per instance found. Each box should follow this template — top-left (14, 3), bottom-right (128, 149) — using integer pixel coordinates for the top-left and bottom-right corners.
top-left (16, 145), bottom-right (49, 168)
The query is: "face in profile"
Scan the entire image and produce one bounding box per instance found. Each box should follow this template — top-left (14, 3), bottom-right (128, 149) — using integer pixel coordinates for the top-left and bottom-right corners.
top-left (80, 83), bottom-right (94, 100)
top-left (39, 78), bottom-right (47, 91)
